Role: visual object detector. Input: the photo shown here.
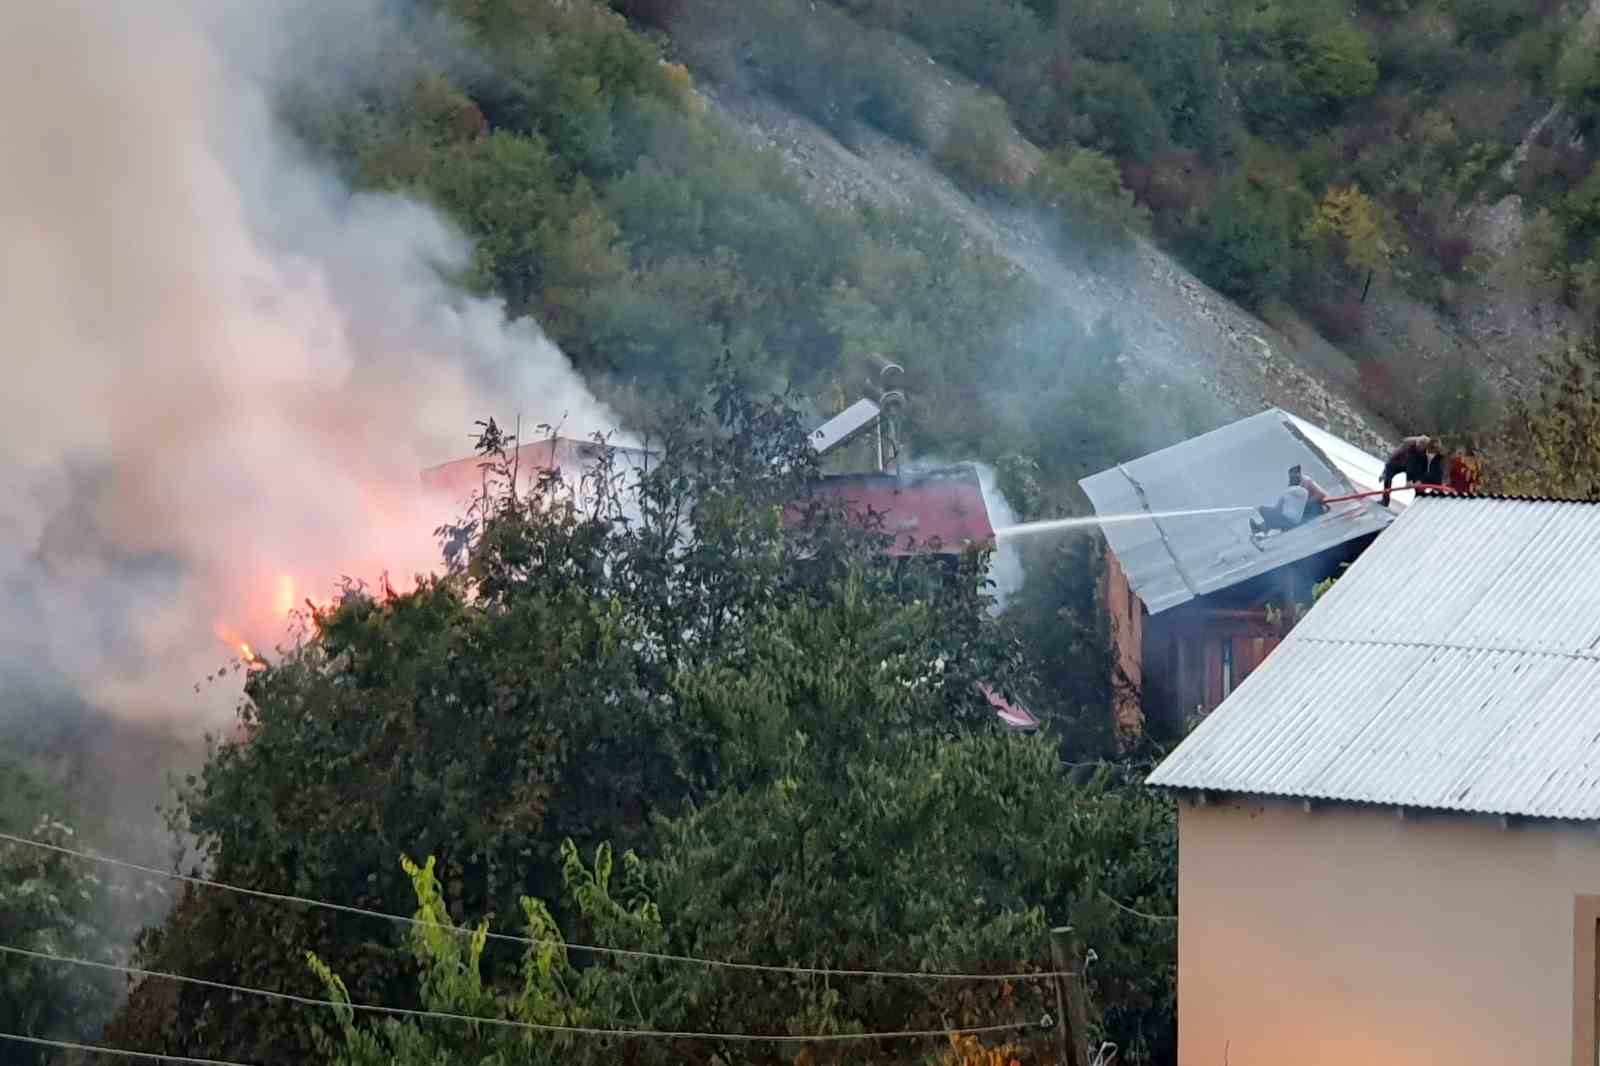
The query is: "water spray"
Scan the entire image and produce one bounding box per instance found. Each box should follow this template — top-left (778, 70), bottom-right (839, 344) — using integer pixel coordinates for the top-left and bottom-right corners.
top-left (994, 507), bottom-right (1258, 539)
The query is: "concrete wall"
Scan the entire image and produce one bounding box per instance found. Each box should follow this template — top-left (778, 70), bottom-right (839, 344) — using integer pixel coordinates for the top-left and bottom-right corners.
top-left (1177, 795), bottom-right (1600, 1066)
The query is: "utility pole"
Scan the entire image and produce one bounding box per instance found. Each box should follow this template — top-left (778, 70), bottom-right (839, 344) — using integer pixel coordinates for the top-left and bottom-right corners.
top-left (1050, 925), bottom-right (1092, 1066)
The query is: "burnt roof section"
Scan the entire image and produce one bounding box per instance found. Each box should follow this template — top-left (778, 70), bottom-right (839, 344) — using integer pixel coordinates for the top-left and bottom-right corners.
top-left (795, 465), bottom-right (995, 557)
top-left (1079, 409), bottom-right (1396, 614)
top-left (420, 437), bottom-right (651, 502)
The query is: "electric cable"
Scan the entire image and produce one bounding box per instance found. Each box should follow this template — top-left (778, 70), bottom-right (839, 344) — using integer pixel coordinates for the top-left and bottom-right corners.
top-left (0, 943), bottom-right (1045, 1043)
top-left (0, 831), bottom-right (1069, 982)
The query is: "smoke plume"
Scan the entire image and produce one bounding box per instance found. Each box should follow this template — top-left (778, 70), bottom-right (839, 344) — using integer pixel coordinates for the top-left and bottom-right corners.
top-left (1, 0), bottom-right (618, 725)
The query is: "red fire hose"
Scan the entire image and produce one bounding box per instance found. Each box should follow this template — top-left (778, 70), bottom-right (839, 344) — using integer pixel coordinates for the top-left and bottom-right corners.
top-left (1320, 483), bottom-right (1457, 505)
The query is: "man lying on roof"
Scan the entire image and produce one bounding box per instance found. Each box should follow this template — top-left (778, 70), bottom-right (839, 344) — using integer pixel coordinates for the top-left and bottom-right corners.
top-left (1250, 465), bottom-right (1329, 536)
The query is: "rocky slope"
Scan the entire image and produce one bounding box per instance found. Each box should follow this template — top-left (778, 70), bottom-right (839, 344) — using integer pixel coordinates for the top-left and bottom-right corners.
top-left (705, 83), bottom-right (1400, 456)
top-left (686, 0), bottom-right (1600, 460)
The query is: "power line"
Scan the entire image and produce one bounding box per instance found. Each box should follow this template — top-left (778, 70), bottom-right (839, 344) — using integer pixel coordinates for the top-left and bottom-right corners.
top-left (1098, 890), bottom-right (1176, 923)
top-left (0, 831), bottom-right (1067, 982)
top-left (0, 943), bottom-right (1044, 1043)
top-left (0, 1033), bottom-right (255, 1066)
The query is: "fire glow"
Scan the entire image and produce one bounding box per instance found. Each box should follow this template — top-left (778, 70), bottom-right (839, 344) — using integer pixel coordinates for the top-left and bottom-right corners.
top-left (213, 572), bottom-right (334, 668)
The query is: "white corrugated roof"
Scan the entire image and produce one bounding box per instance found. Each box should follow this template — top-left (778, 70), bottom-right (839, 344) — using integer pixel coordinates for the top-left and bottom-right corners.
top-left (1079, 410), bottom-right (1396, 614)
top-left (1148, 496), bottom-right (1600, 820)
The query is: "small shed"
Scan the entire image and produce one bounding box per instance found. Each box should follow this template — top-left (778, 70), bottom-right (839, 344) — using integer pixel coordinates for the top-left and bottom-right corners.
top-left (1148, 495), bottom-right (1600, 1066)
top-left (1080, 409), bottom-right (1399, 739)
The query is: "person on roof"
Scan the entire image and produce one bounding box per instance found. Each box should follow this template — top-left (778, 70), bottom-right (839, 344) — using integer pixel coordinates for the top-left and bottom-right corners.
top-left (1251, 465), bottom-right (1329, 535)
top-left (1447, 440), bottom-right (1483, 495)
top-left (1381, 435), bottom-right (1444, 506)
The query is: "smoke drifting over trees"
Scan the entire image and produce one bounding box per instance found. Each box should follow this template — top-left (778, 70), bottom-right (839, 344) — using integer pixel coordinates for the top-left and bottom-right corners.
top-left (0, 0), bottom-right (615, 727)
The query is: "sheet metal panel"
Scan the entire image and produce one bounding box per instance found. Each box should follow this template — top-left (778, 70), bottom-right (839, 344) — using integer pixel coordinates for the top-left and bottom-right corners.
top-left (1079, 410), bottom-right (1394, 614)
top-left (1149, 497), bottom-right (1600, 820)
top-left (809, 399), bottom-right (880, 457)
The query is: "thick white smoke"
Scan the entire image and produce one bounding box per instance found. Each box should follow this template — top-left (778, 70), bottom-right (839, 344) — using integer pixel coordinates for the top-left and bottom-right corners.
top-left (1, 0), bottom-right (618, 723)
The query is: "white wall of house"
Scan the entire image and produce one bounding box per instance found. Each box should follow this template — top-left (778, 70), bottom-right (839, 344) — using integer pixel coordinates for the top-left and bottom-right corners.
top-left (1177, 795), bottom-right (1600, 1066)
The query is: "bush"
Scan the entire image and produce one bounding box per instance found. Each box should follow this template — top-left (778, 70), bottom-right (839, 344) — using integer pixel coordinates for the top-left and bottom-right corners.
top-left (1026, 147), bottom-right (1151, 248)
top-left (1558, 38), bottom-right (1600, 134)
top-left (1297, 22), bottom-right (1379, 113)
top-left (1302, 292), bottom-right (1368, 344)
top-left (1432, 231), bottom-right (1475, 277)
top-left (1510, 25), bottom-right (1561, 86)
top-left (938, 91), bottom-right (1018, 191)
top-left (1067, 61), bottom-right (1169, 161)
top-left (1377, 26), bottom-right (1463, 92)
top-left (1452, 0), bottom-right (1526, 50)
top-left (1184, 177), bottom-right (1311, 307)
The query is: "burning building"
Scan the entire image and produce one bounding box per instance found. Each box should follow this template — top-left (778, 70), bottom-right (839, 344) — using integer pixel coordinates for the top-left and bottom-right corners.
top-left (1081, 409), bottom-right (1403, 741)
top-left (419, 435), bottom-right (653, 506)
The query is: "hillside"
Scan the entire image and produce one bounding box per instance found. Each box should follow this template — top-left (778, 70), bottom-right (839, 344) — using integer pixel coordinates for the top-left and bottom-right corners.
top-left (705, 73), bottom-right (1397, 455)
top-left (634, 0), bottom-right (1600, 457)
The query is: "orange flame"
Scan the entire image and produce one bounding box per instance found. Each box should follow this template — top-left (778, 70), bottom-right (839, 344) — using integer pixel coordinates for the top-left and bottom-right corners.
top-left (211, 620), bottom-right (259, 664)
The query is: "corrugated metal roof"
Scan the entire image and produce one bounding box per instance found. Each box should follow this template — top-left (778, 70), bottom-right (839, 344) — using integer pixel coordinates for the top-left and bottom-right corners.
top-left (794, 467), bottom-right (994, 556)
top-left (1147, 496), bottom-right (1600, 820)
top-left (1078, 410), bottom-right (1396, 614)
top-left (1283, 413), bottom-right (1407, 511)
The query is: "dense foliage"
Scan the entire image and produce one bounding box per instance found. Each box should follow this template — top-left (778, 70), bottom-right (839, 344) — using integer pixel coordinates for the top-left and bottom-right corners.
top-left (103, 378), bottom-right (1176, 1065)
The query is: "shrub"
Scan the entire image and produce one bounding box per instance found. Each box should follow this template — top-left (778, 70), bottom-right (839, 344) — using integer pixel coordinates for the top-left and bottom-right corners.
top-left (1301, 292), bottom-right (1368, 344)
top-left (1068, 61), bottom-right (1170, 161)
top-left (1377, 25), bottom-right (1463, 92)
top-left (1453, 0), bottom-right (1526, 50)
top-left (1433, 231), bottom-right (1475, 277)
top-left (938, 91), bottom-right (1018, 191)
top-left (1297, 22), bottom-right (1379, 113)
top-left (1026, 147), bottom-right (1151, 248)
top-left (1559, 38), bottom-right (1600, 133)
top-left (1183, 177), bottom-right (1311, 307)
top-left (1510, 25), bottom-right (1561, 86)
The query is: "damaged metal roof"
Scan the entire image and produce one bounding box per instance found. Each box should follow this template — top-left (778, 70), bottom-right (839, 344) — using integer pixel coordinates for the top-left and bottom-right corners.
top-left (1148, 496), bottom-right (1600, 821)
top-left (1078, 409), bottom-right (1396, 614)
top-left (420, 437), bottom-right (652, 503)
top-left (797, 466), bottom-right (995, 557)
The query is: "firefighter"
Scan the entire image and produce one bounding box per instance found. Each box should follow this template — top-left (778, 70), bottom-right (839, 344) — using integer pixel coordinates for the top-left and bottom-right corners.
top-left (1251, 465), bottom-right (1329, 535)
top-left (1380, 435), bottom-right (1444, 506)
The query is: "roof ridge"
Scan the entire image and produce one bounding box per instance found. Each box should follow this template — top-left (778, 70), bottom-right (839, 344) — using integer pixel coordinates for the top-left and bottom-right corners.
top-left (1415, 492), bottom-right (1600, 504)
top-left (1297, 635), bottom-right (1600, 661)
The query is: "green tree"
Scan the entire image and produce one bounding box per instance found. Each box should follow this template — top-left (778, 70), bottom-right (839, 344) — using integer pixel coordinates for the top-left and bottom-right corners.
top-left (309, 742), bottom-right (1176, 1066)
top-left (105, 374), bottom-right (1032, 1065)
top-left (1027, 147), bottom-right (1151, 249)
top-left (0, 764), bottom-right (124, 1064)
top-left (939, 92), bottom-right (1018, 191)
top-left (1296, 23), bottom-right (1378, 113)
top-left (1184, 176), bottom-right (1311, 307)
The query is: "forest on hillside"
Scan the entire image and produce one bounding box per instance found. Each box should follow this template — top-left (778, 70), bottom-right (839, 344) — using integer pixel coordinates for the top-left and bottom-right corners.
top-left (628, 0), bottom-right (1600, 438)
top-left (10, 0), bottom-right (1600, 1063)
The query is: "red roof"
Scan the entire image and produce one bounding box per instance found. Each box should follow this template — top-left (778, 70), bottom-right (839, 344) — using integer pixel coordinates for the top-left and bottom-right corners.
top-left (791, 467), bottom-right (995, 556)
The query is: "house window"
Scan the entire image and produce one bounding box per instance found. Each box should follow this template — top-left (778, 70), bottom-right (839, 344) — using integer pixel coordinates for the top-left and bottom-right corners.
top-left (1221, 639), bottom-right (1235, 698)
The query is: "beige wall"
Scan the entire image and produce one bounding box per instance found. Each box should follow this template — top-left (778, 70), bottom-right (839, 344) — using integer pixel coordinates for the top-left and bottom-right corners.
top-left (1178, 795), bottom-right (1600, 1066)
